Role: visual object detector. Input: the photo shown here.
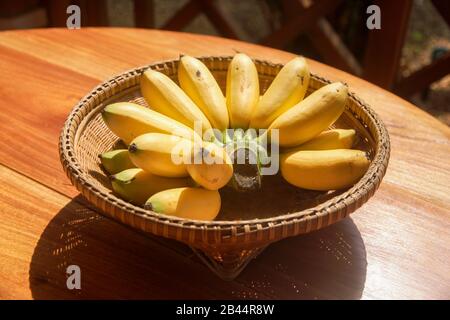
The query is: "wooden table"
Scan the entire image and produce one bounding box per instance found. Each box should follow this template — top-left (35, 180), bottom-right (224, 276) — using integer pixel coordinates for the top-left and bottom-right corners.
top-left (0, 28), bottom-right (448, 300)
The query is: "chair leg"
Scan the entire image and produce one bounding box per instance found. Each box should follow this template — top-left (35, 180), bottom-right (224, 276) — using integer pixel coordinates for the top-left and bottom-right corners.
top-left (134, 0), bottom-right (154, 28)
top-left (362, 0), bottom-right (413, 89)
top-left (199, 0), bottom-right (239, 39)
top-left (81, 0), bottom-right (108, 26)
top-left (262, 0), bottom-right (342, 49)
top-left (162, 0), bottom-right (201, 30)
top-left (280, 0), bottom-right (361, 75)
top-left (394, 52), bottom-right (450, 97)
top-left (45, 0), bottom-right (72, 27)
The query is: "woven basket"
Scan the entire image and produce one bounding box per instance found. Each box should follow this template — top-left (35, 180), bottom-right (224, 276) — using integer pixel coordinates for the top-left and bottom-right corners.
top-left (59, 56), bottom-right (390, 280)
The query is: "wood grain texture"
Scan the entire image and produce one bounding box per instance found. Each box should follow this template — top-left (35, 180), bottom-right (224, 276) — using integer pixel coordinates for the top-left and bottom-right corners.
top-left (0, 28), bottom-right (448, 299)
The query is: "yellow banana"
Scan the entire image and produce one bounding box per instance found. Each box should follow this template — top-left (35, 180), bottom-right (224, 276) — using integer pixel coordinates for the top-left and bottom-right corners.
top-left (249, 56), bottom-right (309, 129)
top-left (111, 168), bottom-right (191, 205)
top-left (269, 82), bottom-right (348, 147)
top-left (140, 69), bottom-right (212, 133)
top-left (145, 187), bottom-right (221, 221)
top-left (186, 142), bottom-right (233, 190)
top-left (102, 102), bottom-right (197, 145)
top-left (226, 53), bottom-right (260, 129)
top-left (128, 133), bottom-right (192, 178)
top-left (99, 149), bottom-right (135, 174)
top-left (178, 55), bottom-right (229, 130)
top-left (282, 129), bottom-right (356, 153)
top-left (280, 149), bottom-right (370, 191)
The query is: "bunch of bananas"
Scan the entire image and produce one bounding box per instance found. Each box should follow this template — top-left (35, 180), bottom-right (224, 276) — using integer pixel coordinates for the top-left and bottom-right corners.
top-left (99, 54), bottom-right (370, 221)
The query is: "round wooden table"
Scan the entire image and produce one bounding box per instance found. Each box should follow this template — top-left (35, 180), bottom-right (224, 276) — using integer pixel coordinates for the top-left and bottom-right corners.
top-left (0, 28), bottom-right (448, 300)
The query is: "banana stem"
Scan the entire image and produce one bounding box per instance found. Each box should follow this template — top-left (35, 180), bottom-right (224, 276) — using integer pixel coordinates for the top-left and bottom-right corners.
top-left (225, 130), bottom-right (268, 192)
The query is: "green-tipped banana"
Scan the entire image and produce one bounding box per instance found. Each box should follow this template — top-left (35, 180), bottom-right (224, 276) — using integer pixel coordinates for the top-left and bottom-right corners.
top-left (110, 168), bottom-right (191, 206)
top-left (145, 187), bottom-right (221, 221)
top-left (99, 149), bottom-right (135, 175)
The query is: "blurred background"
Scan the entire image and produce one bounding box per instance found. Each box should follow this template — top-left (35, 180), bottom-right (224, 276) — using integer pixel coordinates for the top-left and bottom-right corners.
top-left (0, 0), bottom-right (449, 125)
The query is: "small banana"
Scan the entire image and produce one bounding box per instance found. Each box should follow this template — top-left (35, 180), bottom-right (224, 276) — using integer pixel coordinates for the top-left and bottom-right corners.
top-left (145, 187), bottom-right (221, 221)
top-left (281, 149), bottom-right (370, 191)
top-left (249, 56), bottom-right (309, 129)
top-left (102, 102), bottom-right (197, 145)
top-left (269, 82), bottom-right (348, 147)
top-left (282, 129), bottom-right (356, 153)
top-left (110, 168), bottom-right (191, 205)
top-left (186, 142), bottom-right (234, 190)
top-left (140, 69), bottom-right (212, 133)
top-left (128, 133), bottom-right (192, 178)
top-left (99, 149), bottom-right (135, 175)
top-left (226, 53), bottom-right (260, 129)
top-left (178, 55), bottom-right (229, 130)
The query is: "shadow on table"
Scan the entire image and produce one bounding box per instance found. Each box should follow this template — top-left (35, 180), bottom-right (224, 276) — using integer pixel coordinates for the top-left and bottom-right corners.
top-left (29, 195), bottom-right (367, 299)
top-left (238, 218), bottom-right (367, 299)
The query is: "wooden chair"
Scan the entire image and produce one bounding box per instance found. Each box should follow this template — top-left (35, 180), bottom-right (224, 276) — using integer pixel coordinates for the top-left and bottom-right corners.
top-left (134, 0), bottom-right (154, 28)
top-left (161, 0), bottom-right (239, 39)
top-left (0, 0), bottom-right (47, 29)
top-left (263, 0), bottom-right (415, 84)
top-left (363, 0), bottom-right (450, 96)
top-left (362, 0), bottom-right (413, 91)
top-left (266, 0), bottom-right (362, 75)
top-left (391, 0), bottom-right (450, 96)
top-left (270, 0), bottom-right (449, 97)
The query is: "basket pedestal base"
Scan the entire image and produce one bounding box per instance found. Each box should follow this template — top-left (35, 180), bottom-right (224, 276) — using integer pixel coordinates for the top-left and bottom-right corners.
top-left (190, 245), bottom-right (268, 281)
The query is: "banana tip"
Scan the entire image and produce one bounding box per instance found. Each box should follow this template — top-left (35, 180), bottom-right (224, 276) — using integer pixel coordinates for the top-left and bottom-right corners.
top-left (144, 203), bottom-right (153, 211)
top-left (128, 143), bottom-right (138, 153)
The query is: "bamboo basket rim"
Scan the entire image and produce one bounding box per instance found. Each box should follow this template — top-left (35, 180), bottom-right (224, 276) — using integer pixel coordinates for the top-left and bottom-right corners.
top-left (59, 55), bottom-right (390, 234)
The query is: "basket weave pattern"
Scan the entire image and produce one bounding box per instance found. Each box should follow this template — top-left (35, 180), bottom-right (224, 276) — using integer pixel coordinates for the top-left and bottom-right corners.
top-left (59, 56), bottom-right (390, 279)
